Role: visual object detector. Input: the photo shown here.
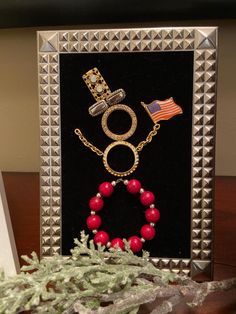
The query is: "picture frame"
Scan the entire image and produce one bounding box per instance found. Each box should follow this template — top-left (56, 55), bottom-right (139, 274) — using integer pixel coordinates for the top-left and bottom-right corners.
top-left (0, 171), bottom-right (20, 276)
top-left (38, 27), bottom-right (217, 279)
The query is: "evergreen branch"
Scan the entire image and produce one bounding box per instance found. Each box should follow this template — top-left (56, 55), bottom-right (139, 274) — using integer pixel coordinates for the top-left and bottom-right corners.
top-left (0, 232), bottom-right (235, 314)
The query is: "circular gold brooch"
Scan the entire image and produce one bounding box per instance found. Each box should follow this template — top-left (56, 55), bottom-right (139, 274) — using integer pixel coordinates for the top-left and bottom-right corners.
top-left (101, 104), bottom-right (137, 141)
top-left (102, 141), bottom-right (139, 177)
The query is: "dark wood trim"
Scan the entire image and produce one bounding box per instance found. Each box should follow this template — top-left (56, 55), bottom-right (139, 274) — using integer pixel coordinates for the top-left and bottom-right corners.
top-left (2, 172), bottom-right (40, 264)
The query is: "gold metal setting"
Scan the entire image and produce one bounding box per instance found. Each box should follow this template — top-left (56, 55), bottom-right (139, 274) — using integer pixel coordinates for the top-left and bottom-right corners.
top-left (74, 124), bottom-right (161, 157)
top-left (101, 104), bottom-right (137, 140)
top-left (88, 99), bottom-right (109, 117)
top-left (82, 67), bottom-right (111, 101)
top-left (103, 141), bottom-right (139, 177)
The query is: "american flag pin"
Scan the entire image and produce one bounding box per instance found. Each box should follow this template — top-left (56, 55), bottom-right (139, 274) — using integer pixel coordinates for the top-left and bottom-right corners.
top-left (141, 97), bottom-right (183, 124)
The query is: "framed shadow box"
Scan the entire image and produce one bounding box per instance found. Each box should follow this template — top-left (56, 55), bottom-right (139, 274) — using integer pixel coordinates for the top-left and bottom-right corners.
top-left (38, 27), bottom-right (217, 279)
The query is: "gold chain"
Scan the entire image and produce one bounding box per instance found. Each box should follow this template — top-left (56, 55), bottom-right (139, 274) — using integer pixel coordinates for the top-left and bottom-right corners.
top-left (74, 128), bottom-right (103, 156)
top-left (136, 123), bottom-right (161, 152)
top-left (74, 123), bottom-right (160, 156)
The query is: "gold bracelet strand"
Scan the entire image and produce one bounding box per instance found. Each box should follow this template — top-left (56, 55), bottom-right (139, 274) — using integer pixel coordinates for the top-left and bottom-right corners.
top-left (74, 123), bottom-right (160, 156)
top-left (74, 128), bottom-right (103, 156)
top-left (136, 124), bottom-right (161, 152)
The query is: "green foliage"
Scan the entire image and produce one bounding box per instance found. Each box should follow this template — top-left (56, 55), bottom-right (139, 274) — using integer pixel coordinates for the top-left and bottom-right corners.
top-left (0, 232), bottom-right (177, 314)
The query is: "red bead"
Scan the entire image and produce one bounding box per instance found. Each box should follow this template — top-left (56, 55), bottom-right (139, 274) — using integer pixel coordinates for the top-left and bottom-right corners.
top-left (86, 215), bottom-right (102, 230)
top-left (89, 196), bottom-right (104, 211)
top-left (127, 179), bottom-right (141, 194)
top-left (99, 182), bottom-right (114, 197)
top-left (140, 191), bottom-right (155, 206)
top-left (110, 238), bottom-right (125, 250)
top-left (140, 224), bottom-right (156, 240)
top-left (145, 208), bottom-right (160, 223)
top-left (128, 236), bottom-right (143, 253)
top-left (94, 231), bottom-right (109, 246)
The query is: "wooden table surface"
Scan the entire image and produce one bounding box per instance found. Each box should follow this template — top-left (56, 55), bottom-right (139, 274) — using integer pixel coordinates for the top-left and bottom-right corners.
top-left (2, 173), bottom-right (236, 313)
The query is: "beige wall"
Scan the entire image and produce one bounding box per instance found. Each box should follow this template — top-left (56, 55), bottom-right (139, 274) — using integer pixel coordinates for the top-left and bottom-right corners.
top-left (215, 21), bottom-right (236, 176)
top-left (0, 21), bottom-right (235, 175)
top-left (0, 28), bottom-right (39, 172)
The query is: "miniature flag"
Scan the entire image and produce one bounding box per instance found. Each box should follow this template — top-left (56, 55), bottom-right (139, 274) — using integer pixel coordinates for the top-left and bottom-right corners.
top-left (141, 98), bottom-right (183, 124)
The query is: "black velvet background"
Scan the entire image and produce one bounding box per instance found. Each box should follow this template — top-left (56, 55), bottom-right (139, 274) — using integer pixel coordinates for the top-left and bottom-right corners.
top-left (60, 51), bottom-right (193, 257)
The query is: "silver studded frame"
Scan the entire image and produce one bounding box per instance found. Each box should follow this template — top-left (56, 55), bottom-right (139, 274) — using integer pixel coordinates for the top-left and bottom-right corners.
top-left (38, 27), bottom-right (217, 279)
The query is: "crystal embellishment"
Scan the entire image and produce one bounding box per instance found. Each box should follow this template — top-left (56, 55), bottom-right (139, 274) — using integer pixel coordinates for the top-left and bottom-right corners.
top-left (90, 74), bottom-right (97, 83)
top-left (96, 84), bottom-right (103, 93)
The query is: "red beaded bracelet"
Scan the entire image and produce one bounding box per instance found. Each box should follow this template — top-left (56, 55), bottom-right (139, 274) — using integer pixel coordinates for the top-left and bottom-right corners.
top-left (86, 179), bottom-right (160, 253)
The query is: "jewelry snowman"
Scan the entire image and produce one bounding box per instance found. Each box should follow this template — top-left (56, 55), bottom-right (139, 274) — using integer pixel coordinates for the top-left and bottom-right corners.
top-left (74, 68), bottom-right (182, 252)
